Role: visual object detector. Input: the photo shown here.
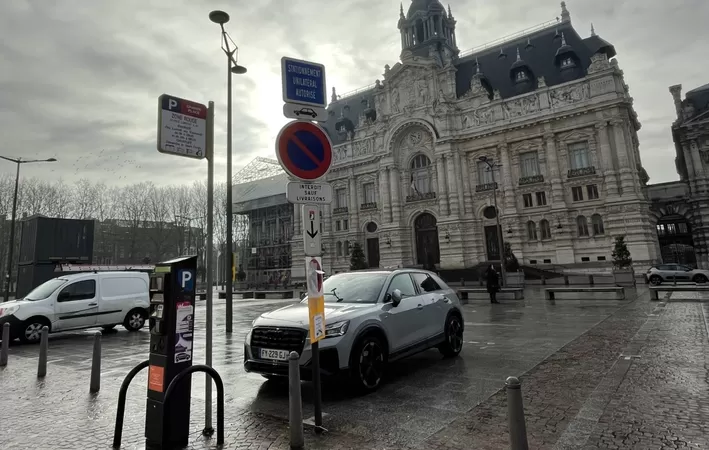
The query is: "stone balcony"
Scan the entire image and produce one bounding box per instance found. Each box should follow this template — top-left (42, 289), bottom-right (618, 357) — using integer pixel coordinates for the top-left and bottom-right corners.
top-left (475, 182), bottom-right (498, 192)
top-left (360, 202), bottom-right (377, 211)
top-left (519, 174), bottom-right (544, 186)
top-left (568, 166), bottom-right (596, 178)
top-left (406, 191), bottom-right (436, 203)
top-left (333, 206), bottom-right (349, 214)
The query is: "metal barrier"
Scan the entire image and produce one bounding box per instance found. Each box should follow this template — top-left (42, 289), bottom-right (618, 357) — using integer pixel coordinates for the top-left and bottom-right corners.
top-left (112, 359), bottom-right (150, 448)
top-left (163, 365), bottom-right (225, 446)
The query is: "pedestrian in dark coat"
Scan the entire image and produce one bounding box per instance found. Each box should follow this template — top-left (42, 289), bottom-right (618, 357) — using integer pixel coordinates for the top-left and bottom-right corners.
top-left (485, 265), bottom-right (500, 304)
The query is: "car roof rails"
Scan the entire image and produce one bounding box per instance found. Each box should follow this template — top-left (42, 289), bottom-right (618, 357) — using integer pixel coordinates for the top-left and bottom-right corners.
top-left (54, 264), bottom-right (155, 273)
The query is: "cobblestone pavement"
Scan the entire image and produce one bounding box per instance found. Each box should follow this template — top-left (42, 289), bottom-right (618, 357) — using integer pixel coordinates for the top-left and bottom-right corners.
top-left (2, 287), bottom-right (708, 449)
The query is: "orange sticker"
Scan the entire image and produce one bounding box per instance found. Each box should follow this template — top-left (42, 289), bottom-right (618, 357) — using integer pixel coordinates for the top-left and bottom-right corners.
top-left (148, 365), bottom-right (165, 392)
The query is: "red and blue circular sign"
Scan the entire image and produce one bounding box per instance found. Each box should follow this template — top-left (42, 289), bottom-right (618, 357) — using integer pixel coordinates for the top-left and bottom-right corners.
top-left (276, 120), bottom-right (333, 181)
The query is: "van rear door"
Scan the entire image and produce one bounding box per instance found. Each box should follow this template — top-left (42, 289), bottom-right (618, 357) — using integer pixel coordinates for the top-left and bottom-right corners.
top-left (98, 274), bottom-right (149, 326)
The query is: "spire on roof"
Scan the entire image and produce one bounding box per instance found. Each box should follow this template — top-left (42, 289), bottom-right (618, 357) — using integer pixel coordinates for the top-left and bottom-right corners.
top-left (591, 23), bottom-right (596, 36)
top-left (331, 87), bottom-right (337, 103)
top-left (400, 2), bottom-right (404, 19)
top-left (561, 32), bottom-right (567, 46)
top-left (475, 57), bottom-right (480, 74)
top-left (516, 47), bottom-right (521, 61)
top-left (560, 1), bottom-right (570, 23)
top-left (448, 4), bottom-right (453, 18)
top-left (525, 38), bottom-right (534, 51)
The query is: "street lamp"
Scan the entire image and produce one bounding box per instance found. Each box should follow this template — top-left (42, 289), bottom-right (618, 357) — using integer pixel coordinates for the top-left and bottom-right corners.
top-left (0, 156), bottom-right (57, 302)
top-left (210, 9), bottom-right (247, 335)
top-left (478, 155), bottom-right (506, 287)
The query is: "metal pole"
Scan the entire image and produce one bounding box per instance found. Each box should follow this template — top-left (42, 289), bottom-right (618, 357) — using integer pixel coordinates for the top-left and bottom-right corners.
top-left (204, 101), bottom-right (215, 435)
top-left (312, 340), bottom-right (323, 431)
top-left (90, 331), bottom-right (101, 393)
top-left (0, 322), bottom-right (10, 366)
top-left (4, 161), bottom-right (20, 302)
top-left (288, 351), bottom-right (304, 449)
top-left (225, 45), bottom-right (234, 334)
top-left (506, 376), bottom-right (529, 450)
top-left (490, 163), bottom-right (506, 287)
top-left (37, 326), bottom-right (48, 378)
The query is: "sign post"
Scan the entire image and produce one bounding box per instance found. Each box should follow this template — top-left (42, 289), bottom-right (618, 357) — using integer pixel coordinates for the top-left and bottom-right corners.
top-left (275, 61), bottom-right (332, 430)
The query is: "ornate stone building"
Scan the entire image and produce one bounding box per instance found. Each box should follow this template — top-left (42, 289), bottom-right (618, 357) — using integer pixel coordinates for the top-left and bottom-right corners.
top-left (646, 83), bottom-right (709, 268)
top-left (241, 1), bottom-right (663, 278)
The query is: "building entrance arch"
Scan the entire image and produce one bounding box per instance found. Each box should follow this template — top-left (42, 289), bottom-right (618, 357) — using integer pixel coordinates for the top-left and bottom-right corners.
top-left (414, 213), bottom-right (440, 268)
top-left (657, 214), bottom-right (696, 266)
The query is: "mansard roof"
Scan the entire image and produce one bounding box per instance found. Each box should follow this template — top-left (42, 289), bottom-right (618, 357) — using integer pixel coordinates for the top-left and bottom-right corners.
top-left (455, 21), bottom-right (601, 99)
top-left (686, 83), bottom-right (709, 116)
top-left (321, 88), bottom-right (376, 145)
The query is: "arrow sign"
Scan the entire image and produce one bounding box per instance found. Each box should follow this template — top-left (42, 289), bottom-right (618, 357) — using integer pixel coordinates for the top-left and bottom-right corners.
top-left (302, 204), bottom-right (322, 256)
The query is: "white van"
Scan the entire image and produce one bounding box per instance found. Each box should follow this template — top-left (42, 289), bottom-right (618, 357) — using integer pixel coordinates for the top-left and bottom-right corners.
top-left (0, 271), bottom-right (150, 343)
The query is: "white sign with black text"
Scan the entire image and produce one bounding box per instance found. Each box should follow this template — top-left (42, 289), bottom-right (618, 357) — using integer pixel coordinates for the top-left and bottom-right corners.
top-left (302, 204), bottom-right (322, 257)
top-left (157, 94), bottom-right (207, 160)
top-left (287, 181), bottom-right (332, 204)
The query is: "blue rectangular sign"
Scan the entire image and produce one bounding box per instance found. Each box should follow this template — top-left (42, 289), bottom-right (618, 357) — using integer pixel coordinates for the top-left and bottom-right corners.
top-left (281, 57), bottom-right (327, 108)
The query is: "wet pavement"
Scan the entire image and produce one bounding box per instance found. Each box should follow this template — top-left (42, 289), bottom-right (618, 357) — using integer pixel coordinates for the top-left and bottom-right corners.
top-left (0, 287), bottom-right (708, 449)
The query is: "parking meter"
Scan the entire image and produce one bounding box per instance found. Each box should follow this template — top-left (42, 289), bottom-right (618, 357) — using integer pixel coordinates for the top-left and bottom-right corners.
top-left (145, 255), bottom-right (197, 449)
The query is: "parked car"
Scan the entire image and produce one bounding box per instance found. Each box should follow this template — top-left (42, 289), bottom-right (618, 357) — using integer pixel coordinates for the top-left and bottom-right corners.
top-left (0, 271), bottom-right (150, 343)
top-left (646, 264), bottom-right (709, 285)
top-left (243, 269), bottom-right (465, 392)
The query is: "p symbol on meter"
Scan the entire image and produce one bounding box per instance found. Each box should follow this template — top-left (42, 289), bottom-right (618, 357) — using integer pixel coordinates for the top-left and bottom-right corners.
top-left (178, 269), bottom-right (194, 292)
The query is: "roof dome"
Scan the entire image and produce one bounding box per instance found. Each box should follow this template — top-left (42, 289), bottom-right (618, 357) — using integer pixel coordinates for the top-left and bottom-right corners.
top-left (407, 0), bottom-right (445, 19)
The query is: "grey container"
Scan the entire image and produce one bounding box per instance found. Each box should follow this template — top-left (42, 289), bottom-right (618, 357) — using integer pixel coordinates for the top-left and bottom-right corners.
top-left (19, 216), bottom-right (95, 265)
top-left (15, 263), bottom-right (64, 299)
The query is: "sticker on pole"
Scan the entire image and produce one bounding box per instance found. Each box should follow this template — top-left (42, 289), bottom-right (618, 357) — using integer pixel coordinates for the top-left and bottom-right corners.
top-left (276, 120), bottom-right (333, 181)
top-left (174, 301), bottom-right (193, 363)
top-left (305, 256), bottom-right (325, 343)
top-left (157, 94), bottom-right (207, 160)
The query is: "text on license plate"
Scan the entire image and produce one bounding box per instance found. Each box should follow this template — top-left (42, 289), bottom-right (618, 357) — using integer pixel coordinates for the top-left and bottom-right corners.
top-left (259, 348), bottom-right (289, 361)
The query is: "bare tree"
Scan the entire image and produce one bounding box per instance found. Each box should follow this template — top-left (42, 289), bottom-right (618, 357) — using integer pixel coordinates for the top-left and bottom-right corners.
top-left (189, 180), bottom-right (208, 281)
top-left (167, 184), bottom-right (193, 255)
top-left (117, 182), bottom-right (150, 261)
top-left (73, 178), bottom-right (100, 219)
top-left (144, 184), bottom-right (173, 261)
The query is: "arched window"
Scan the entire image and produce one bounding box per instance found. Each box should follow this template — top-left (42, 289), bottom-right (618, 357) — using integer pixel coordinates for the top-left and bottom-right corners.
top-left (336, 241), bottom-right (342, 257)
top-left (410, 154), bottom-right (432, 195)
top-left (591, 214), bottom-right (605, 236)
top-left (344, 240), bottom-right (350, 256)
top-left (577, 216), bottom-right (589, 237)
top-left (540, 219), bottom-right (552, 240)
top-left (527, 221), bottom-right (538, 241)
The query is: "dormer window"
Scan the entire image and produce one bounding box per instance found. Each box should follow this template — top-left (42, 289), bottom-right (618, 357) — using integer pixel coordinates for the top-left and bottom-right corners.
top-left (515, 71), bottom-right (528, 82)
top-left (561, 57), bottom-right (575, 68)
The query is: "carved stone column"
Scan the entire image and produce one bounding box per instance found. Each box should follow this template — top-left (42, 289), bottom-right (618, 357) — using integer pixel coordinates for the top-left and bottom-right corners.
top-left (348, 174), bottom-right (359, 231)
top-left (595, 122), bottom-right (619, 197)
top-left (611, 119), bottom-right (635, 195)
top-left (323, 204), bottom-right (332, 233)
top-left (453, 151), bottom-right (467, 215)
top-left (461, 153), bottom-right (473, 215)
top-left (293, 203), bottom-right (301, 236)
top-left (544, 132), bottom-right (564, 205)
top-left (445, 154), bottom-right (460, 216)
top-left (379, 168), bottom-right (390, 223)
top-left (436, 156), bottom-right (449, 215)
top-left (498, 143), bottom-right (515, 211)
top-left (389, 166), bottom-right (402, 224)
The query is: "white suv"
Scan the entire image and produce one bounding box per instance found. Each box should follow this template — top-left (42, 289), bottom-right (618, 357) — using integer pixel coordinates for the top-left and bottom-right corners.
top-left (646, 264), bottom-right (709, 285)
top-left (0, 271), bottom-right (149, 343)
top-left (243, 269), bottom-right (465, 392)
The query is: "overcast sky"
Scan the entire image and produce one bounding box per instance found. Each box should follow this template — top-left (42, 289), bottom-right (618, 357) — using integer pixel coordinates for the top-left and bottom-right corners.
top-left (0, 0), bottom-right (706, 186)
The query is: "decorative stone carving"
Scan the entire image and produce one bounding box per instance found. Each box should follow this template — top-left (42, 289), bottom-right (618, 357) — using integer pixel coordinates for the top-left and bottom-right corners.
top-left (537, 76), bottom-right (547, 88)
top-left (353, 139), bottom-right (373, 157)
top-left (587, 53), bottom-right (611, 74)
top-left (550, 83), bottom-right (590, 107)
top-left (501, 94), bottom-right (540, 119)
top-left (391, 88), bottom-right (401, 113)
top-left (333, 145), bottom-right (349, 163)
top-left (462, 107), bottom-right (495, 128)
top-left (493, 90), bottom-right (501, 100)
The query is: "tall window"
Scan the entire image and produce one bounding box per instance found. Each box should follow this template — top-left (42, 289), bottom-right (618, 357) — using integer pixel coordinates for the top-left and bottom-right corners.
top-left (591, 214), bottom-right (605, 235)
top-left (363, 182), bottom-right (376, 203)
top-left (343, 240), bottom-right (350, 256)
top-left (536, 192), bottom-right (547, 206)
top-left (577, 216), bottom-right (589, 237)
top-left (336, 188), bottom-right (347, 208)
top-left (410, 154), bottom-right (432, 194)
top-left (523, 194), bottom-right (533, 208)
top-left (587, 184), bottom-right (599, 200)
top-left (540, 219), bottom-right (552, 240)
top-left (477, 161), bottom-right (494, 184)
top-left (572, 186), bottom-right (583, 202)
top-left (527, 221), bottom-right (538, 241)
top-left (519, 151), bottom-right (540, 177)
top-left (568, 142), bottom-right (590, 169)
top-left (336, 242), bottom-right (343, 257)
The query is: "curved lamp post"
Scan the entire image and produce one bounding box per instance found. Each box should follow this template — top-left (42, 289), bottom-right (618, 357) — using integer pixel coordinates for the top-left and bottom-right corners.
top-left (479, 155), bottom-right (506, 287)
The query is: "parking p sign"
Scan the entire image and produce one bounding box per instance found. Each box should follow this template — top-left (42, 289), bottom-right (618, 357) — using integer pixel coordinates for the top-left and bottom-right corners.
top-left (178, 269), bottom-right (195, 293)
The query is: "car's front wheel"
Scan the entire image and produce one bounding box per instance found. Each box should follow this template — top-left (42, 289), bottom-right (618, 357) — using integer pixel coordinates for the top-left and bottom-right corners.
top-left (20, 317), bottom-right (50, 344)
top-left (438, 314), bottom-right (464, 358)
top-left (649, 275), bottom-right (663, 285)
top-left (350, 335), bottom-right (386, 393)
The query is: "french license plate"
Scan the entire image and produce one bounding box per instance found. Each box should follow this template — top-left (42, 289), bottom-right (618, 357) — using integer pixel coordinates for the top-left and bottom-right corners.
top-left (259, 348), bottom-right (289, 361)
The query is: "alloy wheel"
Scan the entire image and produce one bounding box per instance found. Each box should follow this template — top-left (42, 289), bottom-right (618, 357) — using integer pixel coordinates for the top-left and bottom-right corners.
top-left (129, 313), bottom-right (144, 329)
top-left (448, 318), bottom-right (463, 353)
top-left (24, 323), bottom-right (43, 341)
top-left (359, 341), bottom-right (384, 389)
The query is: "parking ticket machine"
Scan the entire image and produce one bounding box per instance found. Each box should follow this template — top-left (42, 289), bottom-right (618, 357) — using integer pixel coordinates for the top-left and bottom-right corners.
top-left (145, 255), bottom-right (197, 449)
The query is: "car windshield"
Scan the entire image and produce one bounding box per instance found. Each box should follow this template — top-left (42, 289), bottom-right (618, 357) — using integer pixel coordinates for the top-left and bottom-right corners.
top-left (315, 272), bottom-right (389, 304)
top-left (24, 278), bottom-right (68, 301)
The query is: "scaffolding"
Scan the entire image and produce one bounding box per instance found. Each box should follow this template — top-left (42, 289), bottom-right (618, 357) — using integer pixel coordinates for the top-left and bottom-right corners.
top-left (233, 157), bottom-right (294, 289)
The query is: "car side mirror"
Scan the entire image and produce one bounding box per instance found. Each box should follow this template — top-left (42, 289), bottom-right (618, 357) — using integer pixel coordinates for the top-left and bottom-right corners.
top-left (391, 289), bottom-right (403, 307)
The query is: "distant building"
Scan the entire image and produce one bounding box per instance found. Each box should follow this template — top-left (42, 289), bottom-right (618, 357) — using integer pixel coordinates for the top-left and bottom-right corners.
top-left (646, 83), bottom-right (709, 267)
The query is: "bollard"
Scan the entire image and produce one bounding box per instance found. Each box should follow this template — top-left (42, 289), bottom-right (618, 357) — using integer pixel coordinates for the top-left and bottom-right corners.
top-left (90, 331), bottom-right (102, 393)
top-left (588, 274), bottom-right (594, 286)
top-left (288, 351), bottom-right (304, 450)
top-left (563, 275), bottom-right (569, 286)
top-left (506, 376), bottom-right (529, 450)
top-left (37, 326), bottom-right (48, 378)
top-left (1, 323), bottom-right (10, 366)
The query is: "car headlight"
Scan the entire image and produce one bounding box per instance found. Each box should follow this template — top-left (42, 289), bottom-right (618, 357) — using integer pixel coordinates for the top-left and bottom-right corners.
top-left (0, 305), bottom-right (19, 318)
top-left (325, 320), bottom-right (349, 338)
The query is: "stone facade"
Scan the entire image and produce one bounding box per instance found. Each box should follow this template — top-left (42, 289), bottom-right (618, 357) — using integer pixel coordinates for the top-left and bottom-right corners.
top-left (646, 83), bottom-right (709, 268)
top-left (287, 1), bottom-right (660, 275)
